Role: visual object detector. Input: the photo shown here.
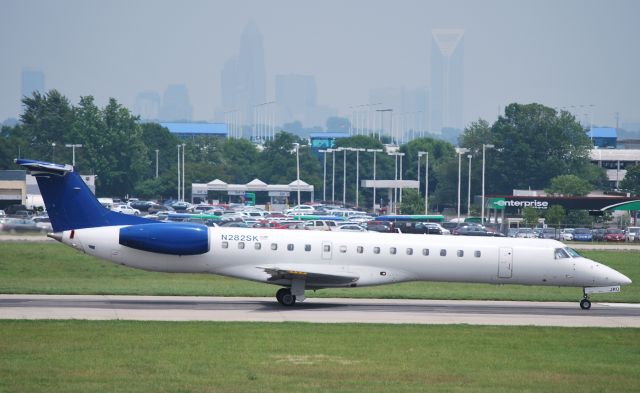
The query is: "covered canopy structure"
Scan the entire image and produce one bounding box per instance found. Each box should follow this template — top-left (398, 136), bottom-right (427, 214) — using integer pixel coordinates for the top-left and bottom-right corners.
top-left (191, 178), bottom-right (314, 208)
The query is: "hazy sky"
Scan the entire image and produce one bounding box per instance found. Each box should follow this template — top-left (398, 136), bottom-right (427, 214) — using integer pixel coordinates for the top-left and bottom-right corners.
top-left (2, 0), bottom-right (639, 128)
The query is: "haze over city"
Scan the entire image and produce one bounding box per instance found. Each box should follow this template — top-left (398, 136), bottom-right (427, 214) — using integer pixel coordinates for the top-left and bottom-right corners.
top-left (1, 0), bottom-right (639, 131)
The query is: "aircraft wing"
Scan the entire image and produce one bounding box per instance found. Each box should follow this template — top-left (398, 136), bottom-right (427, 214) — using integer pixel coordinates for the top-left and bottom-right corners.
top-left (258, 264), bottom-right (359, 286)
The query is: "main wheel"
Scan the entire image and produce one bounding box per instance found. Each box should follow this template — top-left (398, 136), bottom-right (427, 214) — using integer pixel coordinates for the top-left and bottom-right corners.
top-left (580, 298), bottom-right (591, 310)
top-left (276, 288), bottom-right (296, 306)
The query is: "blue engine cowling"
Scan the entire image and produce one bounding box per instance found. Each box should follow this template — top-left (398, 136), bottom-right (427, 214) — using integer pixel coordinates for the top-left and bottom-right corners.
top-left (119, 223), bottom-right (209, 255)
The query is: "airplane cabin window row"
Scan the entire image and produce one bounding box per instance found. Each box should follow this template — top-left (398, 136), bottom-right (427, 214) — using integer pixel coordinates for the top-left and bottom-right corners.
top-left (219, 240), bottom-right (482, 258)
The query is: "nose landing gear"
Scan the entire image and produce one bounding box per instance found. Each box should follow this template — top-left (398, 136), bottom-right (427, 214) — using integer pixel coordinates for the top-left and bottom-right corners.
top-left (580, 288), bottom-right (591, 310)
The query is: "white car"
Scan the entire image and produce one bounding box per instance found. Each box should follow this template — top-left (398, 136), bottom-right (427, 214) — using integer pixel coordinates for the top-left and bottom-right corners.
top-left (334, 223), bottom-right (366, 232)
top-left (560, 229), bottom-right (574, 241)
top-left (626, 227), bottom-right (640, 242)
top-left (285, 205), bottom-right (315, 215)
top-left (111, 205), bottom-right (140, 215)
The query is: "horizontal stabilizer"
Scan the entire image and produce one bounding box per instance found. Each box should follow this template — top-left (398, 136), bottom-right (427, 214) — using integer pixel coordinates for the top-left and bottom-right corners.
top-left (15, 159), bottom-right (73, 176)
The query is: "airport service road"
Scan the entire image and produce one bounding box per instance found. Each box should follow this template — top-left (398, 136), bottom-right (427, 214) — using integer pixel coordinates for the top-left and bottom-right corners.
top-left (1, 295), bottom-right (639, 327)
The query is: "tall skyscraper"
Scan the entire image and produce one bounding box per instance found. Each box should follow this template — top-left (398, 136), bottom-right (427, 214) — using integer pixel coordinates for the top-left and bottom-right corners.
top-left (21, 68), bottom-right (45, 99)
top-left (220, 21), bottom-right (266, 126)
top-left (430, 29), bottom-right (464, 133)
top-left (159, 84), bottom-right (192, 121)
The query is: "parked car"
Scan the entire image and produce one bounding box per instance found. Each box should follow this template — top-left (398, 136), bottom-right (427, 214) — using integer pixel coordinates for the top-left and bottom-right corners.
top-left (0, 217), bottom-right (39, 233)
top-left (304, 220), bottom-right (338, 231)
top-left (626, 227), bottom-right (640, 242)
top-left (33, 216), bottom-right (52, 232)
top-left (285, 205), bottom-right (315, 216)
top-left (363, 222), bottom-right (393, 233)
top-left (334, 224), bottom-right (366, 232)
top-left (129, 200), bottom-right (155, 211)
top-left (147, 204), bottom-right (174, 215)
top-left (111, 204), bottom-right (140, 215)
top-left (572, 228), bottom-right (593, 242)
top-left (592, 228), bottom-right (607, 242)
top-left (515, 228), bottom-right (537, 238)
top-left (604, 228), bottom-right (626, 242)
top-left (454, 225), bottom-right (499, 236)
top-left (539, 228), bottom-right (558, 239)
top-left (560, 228), bottom-right (575, 241)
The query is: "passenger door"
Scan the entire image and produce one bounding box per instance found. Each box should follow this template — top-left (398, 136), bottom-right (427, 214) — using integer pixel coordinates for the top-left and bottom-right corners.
top-left (498, 247), bottom-right (513, 278)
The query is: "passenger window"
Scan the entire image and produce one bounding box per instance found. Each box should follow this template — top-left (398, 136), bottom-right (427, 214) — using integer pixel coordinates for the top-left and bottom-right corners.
top-left (238, 242), bottom-right (245, 249)
top-left (221, 241), bottom-right (228, 249)
top-left (373, 247), bottom-right (380, 254)
top-left (324, 244), bottom-right (331, 252)
top-left (287, 244), bottom-right (294, 251)
top-left (474, 250), bottom-right (481, 258)
top-left (390, 247), bottom-right (397, 255)
top-left (305, 244), bottom-right (311, 252)
top-left (440, 249), bottom-right (447, 257)
top-left (271, 243), bottom-right (278, 251)
top-left (340, 245), bottom-right (347, 253)
top-left (422, 248), bottom-right (429, 256)
top-left (357, 246), bottom-right (364, 254)
top-left (406, 248), bottom-right (413, 255)
top-left (255, 242), bottom-right (262, 250)
top-left (457, 250), bottom-right (463, 257)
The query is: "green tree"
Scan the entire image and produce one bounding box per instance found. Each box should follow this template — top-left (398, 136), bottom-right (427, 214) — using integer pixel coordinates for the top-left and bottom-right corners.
top-left (522, 206), bottom-right (539, 227)
top-left (565, 210), bottom-right (593, 227)
top-left (545, 174), bottom-right (592, 196)
top-left (620, 164), bottom-right (640, 195)
top-left (545, 205), bottom-right (566, 228)
top-left (488, 103), bottom-right (594, 194)
top-left (399, 189), bottom-right (424, 214)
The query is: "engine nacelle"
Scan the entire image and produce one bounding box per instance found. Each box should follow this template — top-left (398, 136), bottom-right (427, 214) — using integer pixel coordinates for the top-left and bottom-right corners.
top-left (119, 223), bottom-right (209, 255)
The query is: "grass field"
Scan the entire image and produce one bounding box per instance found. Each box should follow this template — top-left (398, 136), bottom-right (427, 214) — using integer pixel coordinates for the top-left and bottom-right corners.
top-left (1, 242), bottom-right (638, 303)
top-left (0, 321), bottom-right (639, 393)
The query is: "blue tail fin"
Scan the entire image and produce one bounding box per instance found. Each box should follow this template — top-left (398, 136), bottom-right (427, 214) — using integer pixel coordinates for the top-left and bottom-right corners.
top-left (16, 159), bottom-right (153, 232)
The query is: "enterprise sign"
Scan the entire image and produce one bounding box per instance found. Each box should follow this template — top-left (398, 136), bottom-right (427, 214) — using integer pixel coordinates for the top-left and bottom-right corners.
top-left (487, 196), bottom-right (637, 212)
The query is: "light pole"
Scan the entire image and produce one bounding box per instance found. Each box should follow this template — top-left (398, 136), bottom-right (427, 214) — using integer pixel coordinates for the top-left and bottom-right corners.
top-left (330, 148), bottom-right (336, 202)
top-left (481, 144), bottom-right (495, 224)
top-left (398, 152), bottom-right (405, 206)
top-left (354, 148), bottom-right (365, 207)
top-left (339, 147), bottom-right (348, 206)
top-left (318, 149), bottom-right (327, 201)
top-left (388, 152), bottom-right (404, 214)
top-left (155, 149), bottom-right (159, 178)
top-left (455, 148), bottom-right (469, 221)
top-left (293, 143), bottom-right (301, 205)
top-left (367, 148), bottom-right (383, 213)
top-left (418, 151), bottom-right (428, 214)
top-left (182, 143), bottom-right (186, 202)
top-left (51, 143), bottom-right (56, 162)
top-left (65, 144), bottom-right (82, 166)
top-left (467, 154), bottom-right (472, 217)
top-left (177, 144), bottom-right (181, 201)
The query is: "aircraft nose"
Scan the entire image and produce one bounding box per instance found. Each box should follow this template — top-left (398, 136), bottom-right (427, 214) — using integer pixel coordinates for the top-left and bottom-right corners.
top-left (616, 271), bottom-right (632, 286)
top-left (603, 265), bottom-right (632, 286)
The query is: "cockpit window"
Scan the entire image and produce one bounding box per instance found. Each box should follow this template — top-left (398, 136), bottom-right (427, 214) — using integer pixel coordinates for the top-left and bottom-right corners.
top-left (554, 248), bottom-right (570, 259)
top-left (564, 247), bottom-right (581, 258)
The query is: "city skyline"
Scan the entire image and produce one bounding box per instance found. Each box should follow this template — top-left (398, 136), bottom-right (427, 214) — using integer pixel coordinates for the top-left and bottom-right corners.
top-left (2, 1), bottom-right (639, 131)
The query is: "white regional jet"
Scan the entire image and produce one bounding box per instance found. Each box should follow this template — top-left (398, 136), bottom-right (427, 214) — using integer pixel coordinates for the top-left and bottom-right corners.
top-left (17, 159), bottom-right (632, 309)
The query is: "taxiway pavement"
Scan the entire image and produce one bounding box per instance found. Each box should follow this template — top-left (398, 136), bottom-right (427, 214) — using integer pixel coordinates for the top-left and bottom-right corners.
top-left (1, 295), bottom-right (639, 327)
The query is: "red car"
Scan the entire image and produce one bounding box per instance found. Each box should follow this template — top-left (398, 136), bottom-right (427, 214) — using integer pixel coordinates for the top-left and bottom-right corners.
top-left (604, 228), bottom-right (626, 242)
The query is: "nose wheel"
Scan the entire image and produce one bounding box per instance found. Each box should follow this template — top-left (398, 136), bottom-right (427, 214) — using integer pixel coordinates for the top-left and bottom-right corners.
top-left (276, 288), bottom-right (296, 306)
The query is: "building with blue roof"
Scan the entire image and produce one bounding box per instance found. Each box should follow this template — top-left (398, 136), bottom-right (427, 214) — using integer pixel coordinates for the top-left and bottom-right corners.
top-left (309, 132), bottom-right (350, 150)
top-left (160, 122), bottom-right (228, 139)
top-left (588, 127), bottom-right (617, 148)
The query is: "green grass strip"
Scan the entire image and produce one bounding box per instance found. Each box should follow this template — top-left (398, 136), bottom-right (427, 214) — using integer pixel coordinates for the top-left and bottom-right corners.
top-left (0, 321), bottom-right (639, 393)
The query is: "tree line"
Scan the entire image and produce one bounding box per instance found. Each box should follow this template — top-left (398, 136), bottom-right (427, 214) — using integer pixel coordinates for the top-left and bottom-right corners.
top-left (3, 90), bottom-right (635, 216)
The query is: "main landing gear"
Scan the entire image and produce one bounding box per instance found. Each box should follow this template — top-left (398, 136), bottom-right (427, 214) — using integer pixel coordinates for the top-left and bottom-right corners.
top-left (580, 288), bottom-right (591, 310)
top-left (276, 288), bottom-right (296, 306)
